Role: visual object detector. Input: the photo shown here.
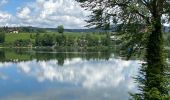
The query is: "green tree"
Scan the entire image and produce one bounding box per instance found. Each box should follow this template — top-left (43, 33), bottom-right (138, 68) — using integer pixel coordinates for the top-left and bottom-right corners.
top-left (56, 34), bottom-right (66, 46)
top-left (35, 33), bottom-right (41, 46)
top-left (85, 34), bottom-right (99, 46)
top-left (41, 34), bottom-right (54, 46)
top-left (77, 0), bottom-right (170, 99)
top-left (0, 32), bottom-right (5, 43)
top-left (14, 39), bottom-right (31, 47)
top-left (57, 25), bottom-right (64, 34)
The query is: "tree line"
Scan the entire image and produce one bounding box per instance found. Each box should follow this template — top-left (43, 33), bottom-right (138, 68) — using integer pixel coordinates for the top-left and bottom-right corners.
top-left (34, 33), bottom-right (111, 47)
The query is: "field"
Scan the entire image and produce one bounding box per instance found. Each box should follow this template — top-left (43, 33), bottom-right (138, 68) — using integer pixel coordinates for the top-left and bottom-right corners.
top-left (5, 33), bottom-right (33, 44)
top-left (5, 32), bottom-right (86, 41)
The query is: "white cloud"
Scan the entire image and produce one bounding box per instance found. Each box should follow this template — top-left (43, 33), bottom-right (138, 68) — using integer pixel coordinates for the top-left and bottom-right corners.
top-left (0, 12), bottom-right (22, 27)
top-left (17, 7), bottom-right (31, 19)
top-left (0, 11), bottom-right (11, 23)
top-left (13, 0), bottom-right (90, 28)
top-left (0, 0), bottom-right (89, 28)
top-left (0, 0), bottom-right (169, 28)
top-left (0, 0), bottom-right (8, 6)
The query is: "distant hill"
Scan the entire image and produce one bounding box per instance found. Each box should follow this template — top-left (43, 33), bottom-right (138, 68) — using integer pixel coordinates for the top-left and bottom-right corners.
top-left (45, 28), bottom-right (105, 33)
top-left (0, 26), bottom-right (108, 33)
top-left (0, 25), bottom-right (169, 33)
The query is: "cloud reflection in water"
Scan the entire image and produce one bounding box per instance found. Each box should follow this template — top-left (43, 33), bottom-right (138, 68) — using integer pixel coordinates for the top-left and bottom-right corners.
top-left (0, 58), bottom-right (140, 100)
top-left (16, 58), bottom-right (139, 89)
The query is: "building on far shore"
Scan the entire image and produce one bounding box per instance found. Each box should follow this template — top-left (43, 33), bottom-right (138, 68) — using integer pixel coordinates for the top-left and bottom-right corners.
top-left (8, 29), bottom-right (19, 34)
top-left (10, 30), bottom-right (19, 34)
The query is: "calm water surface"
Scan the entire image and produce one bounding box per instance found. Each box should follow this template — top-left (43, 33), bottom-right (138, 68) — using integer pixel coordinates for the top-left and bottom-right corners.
top-left (0, 49), bottom-right (140, 100)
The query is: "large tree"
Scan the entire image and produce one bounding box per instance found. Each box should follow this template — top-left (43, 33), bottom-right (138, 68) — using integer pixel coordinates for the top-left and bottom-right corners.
top-left (76, 0), bottom-right (170, 99)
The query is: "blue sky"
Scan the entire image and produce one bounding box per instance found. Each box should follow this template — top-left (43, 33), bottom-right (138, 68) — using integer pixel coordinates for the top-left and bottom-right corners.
top-left (0, 0), bottom-right (89, 28)
top-left (1, 0), bottom-right (30, 15)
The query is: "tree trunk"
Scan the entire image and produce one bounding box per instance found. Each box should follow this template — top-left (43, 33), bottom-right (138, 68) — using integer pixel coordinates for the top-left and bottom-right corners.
top-left (145, 13), bottom-right (167, 99)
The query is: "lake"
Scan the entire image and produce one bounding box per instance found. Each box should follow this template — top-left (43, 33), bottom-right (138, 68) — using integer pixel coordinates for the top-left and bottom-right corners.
top-left (0, 48), bottom-right (141, 100)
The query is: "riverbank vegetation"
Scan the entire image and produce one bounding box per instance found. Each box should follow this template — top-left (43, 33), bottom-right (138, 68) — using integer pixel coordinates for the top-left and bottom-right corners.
top-left (0, 31), bottom-right (113, 50)
top-left (2, 31), bottom-right (170, 50)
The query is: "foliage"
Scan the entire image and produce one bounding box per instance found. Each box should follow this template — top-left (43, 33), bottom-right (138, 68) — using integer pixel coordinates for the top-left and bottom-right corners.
top-left (0, 32), bottom-right (5, 43)
top-left (2, 32), bottom-right (112, 48)
top-left (34, 32), bottom-right (111, 47)
top-left (76, 0), bottom-right (170, 99)
top-left (35, 33), bottom-right (54, 46)
top-left (164, 33), bottom-right (170, 46)
top-left (85, 34), bottom-right (100, 46)
top-left (14, 39), bottom-right (31, 47)
top-left (57, 25), bottom-right (64, 34)
top-left (55, 34), bottom-right (66, 46)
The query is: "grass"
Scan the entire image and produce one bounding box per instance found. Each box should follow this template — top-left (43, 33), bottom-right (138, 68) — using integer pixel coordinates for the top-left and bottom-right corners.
top-left (5, 33), bottom-right (33, 43)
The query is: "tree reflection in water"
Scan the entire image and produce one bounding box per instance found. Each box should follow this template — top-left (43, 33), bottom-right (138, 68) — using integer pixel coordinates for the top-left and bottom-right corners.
top-left (0, 48), bottom-right (112, 66)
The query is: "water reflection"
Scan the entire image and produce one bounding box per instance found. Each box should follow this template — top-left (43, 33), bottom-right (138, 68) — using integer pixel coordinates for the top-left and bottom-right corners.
top-left (0, 48), bottom-right (112, 65)
top-left (0, 49), bottom-right (140, 100)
